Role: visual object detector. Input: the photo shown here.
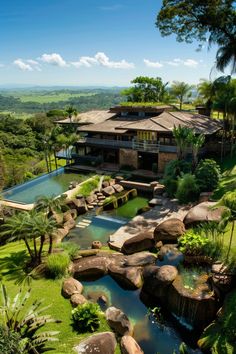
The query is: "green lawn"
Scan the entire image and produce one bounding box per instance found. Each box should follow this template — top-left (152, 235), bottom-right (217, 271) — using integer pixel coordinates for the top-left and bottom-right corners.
top-left (16, 92), bottom-right (95, 104)
top-left (0, 241), bottom-right (119, 354)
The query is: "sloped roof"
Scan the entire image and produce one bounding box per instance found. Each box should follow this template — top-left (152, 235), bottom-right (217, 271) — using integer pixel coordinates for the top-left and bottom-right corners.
top-left (56, 110), bottom-right (115, 125)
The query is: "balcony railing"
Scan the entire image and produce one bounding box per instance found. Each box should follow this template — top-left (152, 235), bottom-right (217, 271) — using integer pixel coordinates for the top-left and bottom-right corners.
top-left (76, 137), bottom-right (178, 153)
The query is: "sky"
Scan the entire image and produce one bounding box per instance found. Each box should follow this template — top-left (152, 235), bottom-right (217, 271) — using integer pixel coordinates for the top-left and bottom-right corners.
top-left (0, 0), bottom-right (222, 87)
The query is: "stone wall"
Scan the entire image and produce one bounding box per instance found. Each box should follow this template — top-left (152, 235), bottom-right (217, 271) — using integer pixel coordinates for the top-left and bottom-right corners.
top-left (158, 152), bottom-right (177, 173)
top-left (119, 149), bottom-right (138, 169)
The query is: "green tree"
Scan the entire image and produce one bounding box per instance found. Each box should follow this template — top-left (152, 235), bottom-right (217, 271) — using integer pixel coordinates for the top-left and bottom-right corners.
top-left (172, 125), bottom-right (192, 159)
top-left (65, 105), bottom-right (78, 123)
top-left (0, 284), bottom-right (60, 354)
top-left (122, 76), bottom-right (168, 103)
top-left (189, 133), bottom-right (205, 170)
top-left (171, 81), bottom-right (192, 110)
top-left (197, 79), bottom-right (217, 113)
top-left (156, 0), bottom-right (236, 73)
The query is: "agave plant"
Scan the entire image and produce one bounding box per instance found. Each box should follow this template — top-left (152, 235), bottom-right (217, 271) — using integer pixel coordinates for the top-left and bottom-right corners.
top-left (0, 284), bottom-right (61, 354)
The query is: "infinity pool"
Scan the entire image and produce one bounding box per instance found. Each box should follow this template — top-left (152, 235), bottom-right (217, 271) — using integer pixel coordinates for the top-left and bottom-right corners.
top-left (2, 168), bottom-right (93, 204)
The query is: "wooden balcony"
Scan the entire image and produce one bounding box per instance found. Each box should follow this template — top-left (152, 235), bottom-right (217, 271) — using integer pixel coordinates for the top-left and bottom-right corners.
top-left (76, 137), bottom-right (133, 149)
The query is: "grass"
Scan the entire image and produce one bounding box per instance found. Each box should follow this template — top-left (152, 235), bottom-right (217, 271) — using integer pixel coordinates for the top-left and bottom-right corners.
top-left (77, 175), bottom-right (101, 197)
top-left (0, 241), bottom-right (119, 354)
top-left (16, 92), bottom-right (95, 104)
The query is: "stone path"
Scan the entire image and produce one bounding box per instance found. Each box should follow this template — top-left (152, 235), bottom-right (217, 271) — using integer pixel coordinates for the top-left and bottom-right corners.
top-left (109, 197), bottom-right (189, 251)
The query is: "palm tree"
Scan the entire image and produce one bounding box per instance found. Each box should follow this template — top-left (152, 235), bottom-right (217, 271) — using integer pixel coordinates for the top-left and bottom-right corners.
top-left (197, 79), bottom-right (217, 114)
top-left (216, 41), bottom-right (236, 75)
top-left (35, 194), bottom-right (67, 216)
top-left (65, 105), bottom-right (78, 123)
top-left (171, 81), bottom-right (193, 110)
top-left (0, 284), bottom-right (60, 354)
top-left (217, 191), bottom-right (236, 263)
top-left (189, 133), bottom-right (205, 170)
top-left (172, 125), bottom-right (192, 160)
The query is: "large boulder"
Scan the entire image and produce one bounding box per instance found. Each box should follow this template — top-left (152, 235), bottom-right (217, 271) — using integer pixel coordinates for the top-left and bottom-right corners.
top-left (121, 231), bottom-right (155, 255)
top-left (154, 218), bottom-right (185, 244)
top-left (72, 256), bottom-right (109, 280)
top-left (68, 198), bottom-right (87, 215)
top-left (143, 265), bottom-right (178, 298)
top-left (120, 335), bottom-right (144, 354)
top-left (61, 277), bottom-right (83, 298)
top-left (70, 293), bottom-right (87, 307)
top-left (102, 186), bottom-right (116, 196)
top-left (64, 219), bottom-right (76, 231)
top-left (184, 202), bottom-right (225, 226)
top-left (74, 332), bottom-right (117, 354)
top-left (108, 263), bottom-right (143, 289)
top-left (124, 252), bottom-right (157, 267)
top-left (105, 307), bottom-right (133, 336)
top-left (112, 184), bottom-right (124, 193)
top-left (53, 227), bottom-right (69, 243)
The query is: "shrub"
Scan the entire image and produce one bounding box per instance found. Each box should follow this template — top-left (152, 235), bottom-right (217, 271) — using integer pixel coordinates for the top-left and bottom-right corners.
top-left (45, 253), bottom-right (70, 279)
top-left (79, 176), bottom-right (100, 197)
top-left (72, 302), bottom-right (101, 333)
top-left (162, 160), bottom-right (191, 197)
top-left (0, 325), bottom-right (24, 354)
top-left (195, 159), bottom-right (221, 192)
top-left (60, 242), bottom-right (80, 260)
top-left (176, 173), bottom-right (199, 204)
top-left (178, 230), bottom-right (210, 256)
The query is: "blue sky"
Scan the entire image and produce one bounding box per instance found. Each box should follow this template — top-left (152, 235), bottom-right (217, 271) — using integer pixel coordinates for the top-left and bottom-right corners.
top-left (0, 0), bottom-right (220, 86)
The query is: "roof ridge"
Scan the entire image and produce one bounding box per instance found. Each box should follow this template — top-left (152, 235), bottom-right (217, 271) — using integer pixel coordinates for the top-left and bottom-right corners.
top-left (150, 116), bottom-right (169, 130)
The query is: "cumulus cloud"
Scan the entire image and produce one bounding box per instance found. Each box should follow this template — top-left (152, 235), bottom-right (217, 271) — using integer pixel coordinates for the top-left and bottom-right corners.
top-left (40, 53), bottom-right (67, 67)
top-left (13, 59), bottom-right (33, 71)
top-left (144, 59), bottom-right (163, 68)
top-left (166, 58), bottom-right (199, 68)
top-left (26, 59), bottom-right (42, 71)
top-left (71, 52), bottom-right (134, 69)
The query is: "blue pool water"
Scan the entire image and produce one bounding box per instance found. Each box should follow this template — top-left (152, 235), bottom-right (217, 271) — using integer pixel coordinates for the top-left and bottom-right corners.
top-left (2, 168), bottom-right (92, 204)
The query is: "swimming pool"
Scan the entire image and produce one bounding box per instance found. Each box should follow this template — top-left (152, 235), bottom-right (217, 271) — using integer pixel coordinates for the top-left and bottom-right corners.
top-left (2, 168), bottom-right (93, 204)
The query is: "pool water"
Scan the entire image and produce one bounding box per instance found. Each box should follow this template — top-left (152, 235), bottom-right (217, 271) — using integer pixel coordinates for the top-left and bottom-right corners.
top-left (2, 168), bottom-right (93, 204)
top-left (65, 196), bottom-right (149, 249)
top-left (83, 276), bottom-right (202, 354)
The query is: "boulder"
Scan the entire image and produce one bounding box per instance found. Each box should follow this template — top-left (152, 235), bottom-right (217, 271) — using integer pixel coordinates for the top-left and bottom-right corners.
top-left (124, 252), bottom-right (157, 267)
top-left (63, 210), bottom-right (73, 222)
top-left (53, 227), bottom-right (69, 243)
top-left (121, 231), bottom-right (155, 255)
top-left (64, 219), bottom-right (76, 231)
top-left (143, 265), bottom-right (178, 298)
top-left (92, 240), bottom-right (102, 249)
top-left (73, 256), bottom-right (109, 280)
top-left (70, 293), bottom-right (87, 307)
top-left (158, 244), bottom-right (184, 266)
top-left (102, 181), bottom-right (110, 188)
top-left (86, 195), bottom-right (96, 204)
top-left (153, 183), bottom-right (165, 196)
top-left (102, 186), bottom-right (116, 196)
top-left (51, 211), bottom-right (64, 224)
top-left (61, 277), bottom-right (83, 298)
top-left (154, 218), bottom-right (185, 244)
top-left (120, 335), bottom-right (144, 354)
top-left (108, 263), bottom-right (143, 289)
top-left (74, 332), bottom-right (117, 354)
top-left (105, 307), bottom-right (133, 336)
top-left (184, 202), bottom-right (225, 226)
top-left (112, 184), bottom-right (124, 193)
top-left (199, 192), bottom-right (213, 203)
top-left (68, 198), bottom-right (87, 215)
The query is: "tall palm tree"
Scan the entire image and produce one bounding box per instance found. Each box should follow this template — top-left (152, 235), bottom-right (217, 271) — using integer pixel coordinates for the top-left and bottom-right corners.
top-left (171, 81), bottom-right (193, 110)
top-left (172, 125), bottom-right (192, 160)
top-left (189, 133), bottom-right (205, 170)
top-left (216, 40), bottom-right (236, 75)
top-left (65, 106), bottom-right (78, 123)
top-left (197, 79), bottom-right (217, 114)
top-left (217, 191), bottom-right (236, 263)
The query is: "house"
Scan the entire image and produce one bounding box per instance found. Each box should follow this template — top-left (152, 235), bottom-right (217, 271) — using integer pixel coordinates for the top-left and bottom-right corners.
top-left (58, 105), bottom-right (222, 173)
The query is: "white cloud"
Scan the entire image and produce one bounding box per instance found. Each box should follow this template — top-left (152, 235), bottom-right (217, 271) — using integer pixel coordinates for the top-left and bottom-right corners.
top-left (166, 58), bottom-right (199, 68)
top-left (144, 59), bottom-right (163, 68)
top-left (71, 52), bottom-right (134, 69)
top-left (13, 59), bottom-right (33, 71)
top-left (40, 53), bottom-right (67, 67)
top-left (27, 59), bottom-right (42, 71)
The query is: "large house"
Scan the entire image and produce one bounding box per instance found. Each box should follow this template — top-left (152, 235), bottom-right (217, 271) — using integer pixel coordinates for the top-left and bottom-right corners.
top-left (58, 105), bottom-right (222, 173)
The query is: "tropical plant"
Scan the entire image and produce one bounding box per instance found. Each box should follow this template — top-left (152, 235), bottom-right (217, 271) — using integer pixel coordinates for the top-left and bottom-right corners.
top-left (176, 173), bottom-right (199, 204)
top-left (156, 0), bottom-right (236, 74)
top-left (0, 324), bottom-right (25, 354)
top-left (45, 253), bottom-right (70, 279)
top-left (216, 191), bottom-right (236, 262)
top-left (195, 159), bottom-right (221, 192)
top-left (0, 284), bottom-right (60, 354)
top-left (189, 133), bottom-right (205, 170)
top-left (65, 105), bottom-right (78, 122)
top-left (162, 159), bottom-right (191, 197)
top-left (170, 81), bottom-right (192, 110)
top-left (35, 194), bottom-right (67, 216)
top-left (178, 230), bottom-right (210, 256)
top-left (71, 302), bottom-right (101, 333)
top-left (172, 125), bottom-right (192, 160)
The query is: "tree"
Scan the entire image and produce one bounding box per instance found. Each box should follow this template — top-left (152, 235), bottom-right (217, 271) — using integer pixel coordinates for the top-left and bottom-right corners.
top-left (217, 191), bottom-right (236, 262)
top-left (171, 81), bottom-right (192, 110)
top-left (65, 105), bottom-right (78, 122)
top-left (172, 125), bottom-right (192, 159)
top-left (0, 284), bottom-right (60, 354)
top-left (156, 0), bottom-right (236, 74)
top-left (189, 133), bottom-right (205, 170)
top-left (122, 76), bottom-right (168, 103)
top-left (197, 79), bottom-right (217, 112)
